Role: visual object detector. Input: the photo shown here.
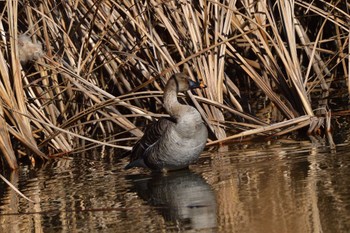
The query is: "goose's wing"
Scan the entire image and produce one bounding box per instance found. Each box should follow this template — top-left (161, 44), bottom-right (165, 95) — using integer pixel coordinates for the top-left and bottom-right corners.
top-left (125, 117), bottom-right (175, 169)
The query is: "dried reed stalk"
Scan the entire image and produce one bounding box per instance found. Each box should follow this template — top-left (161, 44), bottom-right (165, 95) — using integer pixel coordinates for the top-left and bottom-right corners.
top-left (0, 0), bottom-right (348, 168)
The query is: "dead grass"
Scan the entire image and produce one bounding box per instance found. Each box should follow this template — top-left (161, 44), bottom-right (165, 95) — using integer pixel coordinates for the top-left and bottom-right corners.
top-left (0, 0), bottom-right (348, 168)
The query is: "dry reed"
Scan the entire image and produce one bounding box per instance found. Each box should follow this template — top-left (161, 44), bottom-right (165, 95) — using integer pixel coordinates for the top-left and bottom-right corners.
top-left (0, 0), bottom-right (348, 169)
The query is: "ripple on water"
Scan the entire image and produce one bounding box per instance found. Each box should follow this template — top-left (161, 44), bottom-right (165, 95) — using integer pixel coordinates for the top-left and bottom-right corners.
top-left (0, 140), bottom-right (349, 232)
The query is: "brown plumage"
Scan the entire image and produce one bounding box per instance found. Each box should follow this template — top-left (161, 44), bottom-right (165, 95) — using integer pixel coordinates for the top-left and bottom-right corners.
top-left (125, 73), bottom-right (208, 172)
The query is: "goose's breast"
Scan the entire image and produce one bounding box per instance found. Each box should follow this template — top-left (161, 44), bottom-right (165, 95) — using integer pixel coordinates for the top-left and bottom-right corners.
top-left (144, 121), bottom-right (208, 171)
top-left (159, 124), bottom-right (207, 167)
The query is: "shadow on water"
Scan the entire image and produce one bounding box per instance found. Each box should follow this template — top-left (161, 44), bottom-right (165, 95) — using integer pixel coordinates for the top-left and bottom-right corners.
top-left (126, 170), bottom-right (217, 232)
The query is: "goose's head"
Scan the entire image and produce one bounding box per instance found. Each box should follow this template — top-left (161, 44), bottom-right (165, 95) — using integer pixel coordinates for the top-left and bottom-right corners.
top-left (166, 73), bottom-right (207, 93)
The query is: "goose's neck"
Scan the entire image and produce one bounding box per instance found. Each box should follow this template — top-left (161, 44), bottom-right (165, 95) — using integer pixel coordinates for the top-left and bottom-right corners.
top-left (163, 84), bottom-right (181, 117)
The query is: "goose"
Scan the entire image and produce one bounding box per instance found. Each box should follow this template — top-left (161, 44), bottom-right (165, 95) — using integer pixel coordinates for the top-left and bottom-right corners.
top-left (125, 73), bottom-right (208, 172)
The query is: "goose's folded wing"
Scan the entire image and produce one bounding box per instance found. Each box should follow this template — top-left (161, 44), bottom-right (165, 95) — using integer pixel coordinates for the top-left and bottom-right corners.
top-left (129, 117), bottom-right (174, 162)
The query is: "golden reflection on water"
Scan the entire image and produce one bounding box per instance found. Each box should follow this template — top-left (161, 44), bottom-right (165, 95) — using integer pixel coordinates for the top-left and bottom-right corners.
top-left (0, 140), bottom-right (350, 232)
top-left (197, 140), bottom-right (350, 233)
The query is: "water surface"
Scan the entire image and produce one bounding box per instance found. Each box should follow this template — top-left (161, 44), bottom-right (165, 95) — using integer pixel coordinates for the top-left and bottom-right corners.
top-left (1, 138), bottom-right (350, 232)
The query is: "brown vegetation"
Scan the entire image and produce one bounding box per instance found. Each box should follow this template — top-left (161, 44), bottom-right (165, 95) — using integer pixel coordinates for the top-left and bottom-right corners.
top-left (0, 0), bottom-right (349, 169)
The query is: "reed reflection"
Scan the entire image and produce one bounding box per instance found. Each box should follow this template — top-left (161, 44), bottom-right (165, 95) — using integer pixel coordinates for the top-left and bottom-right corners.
top-left (128, 170), bottom-right (217, 231)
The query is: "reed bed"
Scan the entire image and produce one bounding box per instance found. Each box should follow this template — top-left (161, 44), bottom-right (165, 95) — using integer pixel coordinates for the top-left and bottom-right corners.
top-left (0, 0), bottom-right (349, 169)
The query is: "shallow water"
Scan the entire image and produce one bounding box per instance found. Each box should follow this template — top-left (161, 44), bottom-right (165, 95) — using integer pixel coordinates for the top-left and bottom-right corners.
top-left (1, 138), bottom-right (350, 232)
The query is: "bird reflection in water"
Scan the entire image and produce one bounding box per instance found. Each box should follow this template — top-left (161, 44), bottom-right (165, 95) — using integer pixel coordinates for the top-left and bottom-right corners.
top-left (127, 170), bottom-right (217, 231)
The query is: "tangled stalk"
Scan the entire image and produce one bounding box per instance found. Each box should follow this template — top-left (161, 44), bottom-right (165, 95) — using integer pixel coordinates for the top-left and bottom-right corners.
top-left (0, 0), bottom-right (348, 169)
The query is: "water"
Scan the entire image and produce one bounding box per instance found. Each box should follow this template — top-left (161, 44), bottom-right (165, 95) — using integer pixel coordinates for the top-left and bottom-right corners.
top-left (1, 138), bottom-right (350, 233)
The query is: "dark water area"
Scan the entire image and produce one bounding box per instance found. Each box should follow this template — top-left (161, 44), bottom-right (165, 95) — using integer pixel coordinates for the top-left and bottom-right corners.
top-left (1, 133), bottom-right (350, 232)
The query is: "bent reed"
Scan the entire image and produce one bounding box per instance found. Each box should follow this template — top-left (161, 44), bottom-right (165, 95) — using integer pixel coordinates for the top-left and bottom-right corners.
top-left (0, 0), bottom-right (349, 169)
